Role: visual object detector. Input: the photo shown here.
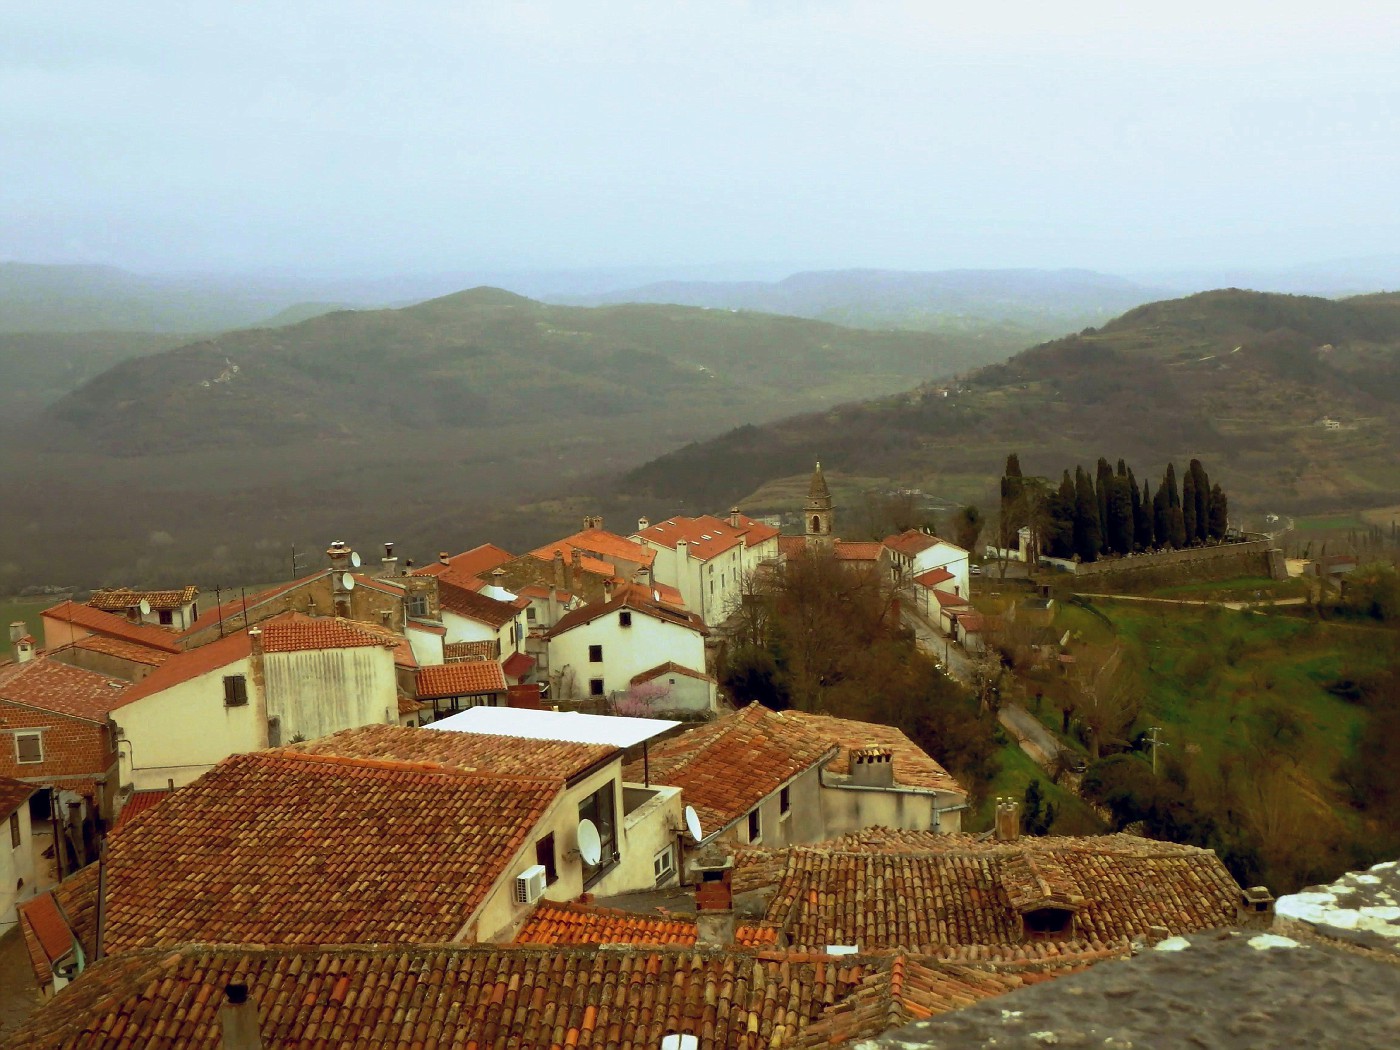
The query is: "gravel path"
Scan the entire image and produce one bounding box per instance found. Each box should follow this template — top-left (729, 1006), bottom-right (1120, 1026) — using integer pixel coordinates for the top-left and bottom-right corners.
top-left (0, 928), bottom-right (43, 1039)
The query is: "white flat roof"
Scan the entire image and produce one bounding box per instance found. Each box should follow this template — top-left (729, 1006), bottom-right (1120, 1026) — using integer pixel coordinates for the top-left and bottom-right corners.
top-left (427, 706), bottom-right (679, 748)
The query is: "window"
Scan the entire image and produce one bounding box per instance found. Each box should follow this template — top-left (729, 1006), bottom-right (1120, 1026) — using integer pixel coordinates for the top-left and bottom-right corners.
top-left (589, 678), bottom-right (605, 697)
top-left (158, 608), bottom-right (174, 625)
top-left (526, 606), bottom-right (537, 622)
top-left (408, 594), bottom-right (429, 617)
top-left (779, 786), bottom-right (791, 816)
top-left (747, 808), bottom-right (761, 843)
top-left (578, 783), bottom-right (618, 887)
top-left (653, 844), bottom-right (676, 882)
top-left (618, 611), bottom-right (632, 628)
top-left (15, 732), bottom-right (42, 765)
top-left (267, 717), bottom-right (282, 748)
top-left (536, 833), bottom-right (558, 884)
top-left (223, 675), bottom-right (248, 708)
top-left (9, 812), bottom-right (20, 849)
top-left (588, 644), bottom-right (603, 663)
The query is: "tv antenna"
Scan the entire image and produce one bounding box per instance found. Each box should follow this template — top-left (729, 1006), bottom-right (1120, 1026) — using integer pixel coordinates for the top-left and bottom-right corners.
top-left (575, 819), bottom-right (602, 866)
top-left (684, 805), bottom-right (704, 844)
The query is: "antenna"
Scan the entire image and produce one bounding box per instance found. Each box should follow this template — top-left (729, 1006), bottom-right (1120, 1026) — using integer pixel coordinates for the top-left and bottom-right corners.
top-left (138, 598), bottom-right (152, 617)
top-left (341, 573), bottom-right (356, 591)
top-left (290, 544), bottom-right (306, 580)
top-left (684, 805), bottom-right (703, 843)
top-left (576, 819), bottom-right (602, 866)
top-left (350, 551), bottom-right (362, 569)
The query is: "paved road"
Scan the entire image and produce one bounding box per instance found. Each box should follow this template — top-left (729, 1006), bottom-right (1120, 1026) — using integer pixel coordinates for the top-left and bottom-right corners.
top-left (901, 608), bottom-right (974, 684)
top-left (1076, 593), bottom-right (1308, 612)
top-left (997, 703), bottom-right (1061, 771)
top-left (0, 928), bottom-right (43, 1038)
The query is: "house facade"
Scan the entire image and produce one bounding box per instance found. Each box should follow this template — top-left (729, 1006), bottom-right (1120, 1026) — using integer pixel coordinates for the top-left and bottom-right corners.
top-left (1, 776), bottom-right (38, 932)
top-left (634, 512), bottom-right (780, 627)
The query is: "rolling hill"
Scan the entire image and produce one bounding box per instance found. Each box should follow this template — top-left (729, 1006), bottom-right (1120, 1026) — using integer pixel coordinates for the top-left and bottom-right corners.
top-left (0, 288), bottom-right (1021, 587)
top-left (617, 289), bottom-right (1400, 522)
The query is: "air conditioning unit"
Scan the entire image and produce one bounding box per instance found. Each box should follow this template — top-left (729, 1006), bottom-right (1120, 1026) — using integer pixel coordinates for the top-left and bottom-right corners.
top-left (514, 864), bottom-right (547, 905)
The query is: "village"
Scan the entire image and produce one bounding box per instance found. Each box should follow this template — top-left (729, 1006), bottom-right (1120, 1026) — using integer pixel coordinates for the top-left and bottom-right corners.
top-left (0, 463), bottom-right (1393, 1048)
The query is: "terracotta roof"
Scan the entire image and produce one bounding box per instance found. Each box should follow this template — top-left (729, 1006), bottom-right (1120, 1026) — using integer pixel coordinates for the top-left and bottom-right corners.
top-left (0, 774), bottom-right (34, 816)
top-left (112, 788), bottom-right (172, 831)
top-left (758, 835), bottom-right (1241, 952)
top-left (502, 650), bottom-right (536, 677)
top-left (258, 614), bottom-right (395, 653)
top-left (290, 723), bottom-right (617, 781)
top-left (6, 943), bottom-right (901, 1050)
top-left (87, 585), bottom-right (198, 612)
top-left (732, 513), bottom-right (782, 546)
top-left (17, 864), bottom-right (100, 989)
top-left (935, 589), bottom-right (970, 607)
top-left (101, 749), bottom-right (561, 954)
top-left (636, 515), bottom-right (746, 560)
top-left (546, 590), bottom-right (707, 639)
top-left (625, 703), bottom-right (838, 834)
top-left (397, 692), bottom-right (430, 716)
top-left (444, 639), bottom-right (499, 661)
top-left (437, 579), bottom-right (521, 628)
top-left (835, 541), bottom-right (885, 562)
top-left (175, 572), bottom-right (324, 639)
top-left (631, 660), bottom-right (715, 685)
top-left (412, 543), bottom-right (515, 583)
top-left (0, 657), bottom-right (130, 722)
top-left (782, 711), bottom-right (966, 795)
top-left (531, 527), bottom-right (656, 569)
top-left (108, 628), bottom-right (252, 709)
top-left (779, 535), bottom-right (809, 558)
top-left (416, 659), bottom-right (507, 697)
top-left (884, 529), bottom-right (945, 557)
top-left (66, 634), bottom-right (173, 667)
top-left (954, 611), bottom-right (988, 632)
top-left (515, 902), bottom-right (779, 948)
top-left (41, 601), bottom-right (183, 652)
top-left (913, 566), bottom-right (956, 588)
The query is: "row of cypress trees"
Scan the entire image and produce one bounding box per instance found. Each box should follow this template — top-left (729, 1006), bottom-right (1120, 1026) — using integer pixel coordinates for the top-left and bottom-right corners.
top-left (1001, 453), bottom-right (1229, 563)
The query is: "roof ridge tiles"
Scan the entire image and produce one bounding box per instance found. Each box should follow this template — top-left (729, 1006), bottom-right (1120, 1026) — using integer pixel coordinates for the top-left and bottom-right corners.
top-left (266, 749), bottom-right (565, 785)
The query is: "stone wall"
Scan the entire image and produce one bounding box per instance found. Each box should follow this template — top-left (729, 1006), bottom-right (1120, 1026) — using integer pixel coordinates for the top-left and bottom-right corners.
top-left (1034, 539), bottom-right (1286, 593)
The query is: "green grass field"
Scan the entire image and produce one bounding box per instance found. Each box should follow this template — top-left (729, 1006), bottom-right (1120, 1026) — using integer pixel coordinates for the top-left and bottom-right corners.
top-left (0, 595), bottom-right (60, 647)
top-left (1142, 575), bottom-right (1309, 602)
top-left (968, 741), bottom-right (1104, 835)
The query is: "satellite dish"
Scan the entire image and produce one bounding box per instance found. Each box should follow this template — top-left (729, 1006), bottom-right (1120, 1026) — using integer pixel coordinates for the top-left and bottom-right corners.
top-left (350, 551), bottom-right (362, 568)
top-left (138, 599), bottom-right (152, 616)
top-left (684, 805), bottom-right (703, 843)
top-left (341, 573), bottom-right (356, 591)
top-left (577, 819), bottom-right (602, 866)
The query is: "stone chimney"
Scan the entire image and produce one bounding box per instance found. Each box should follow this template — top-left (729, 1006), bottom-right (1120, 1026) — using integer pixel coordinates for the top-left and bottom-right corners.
top-left (438, 551), bottom-right (451, 566)
top-left (677, 539), bottom-right (689, 562)
top-left (994, 798), bottom-right (1020, 842)
top-left (381, 541), bottom-right (399, 578)
top-left (553, 549), bottom-right (566, 590)
top-left (1237, 886), bottom-right (1275, 928)
top-left (638, 516), bottom-right (651, 532)
top-left (689, 843), bottom-right (736, 947)
top-left (490, 567), bottom-right (507, 593)
top-left (9, 623), bottom-right (34, 664)
top-left (603, 580), bottom-right (614, 603)
top-left (219, 981), bottom-right (264, 1050)
top-left (571, 548), bottom-right (583, 582)
top-left (850, 747), bottom-right (894, 788)
top-left (729, 507), bottom-right (742, 527)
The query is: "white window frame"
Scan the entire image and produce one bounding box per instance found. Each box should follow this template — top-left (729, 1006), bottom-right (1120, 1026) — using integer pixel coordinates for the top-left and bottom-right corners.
top-left (653, 844), bottom-right (676, 882)
top-left (15, 731), bottom-right (43, 765)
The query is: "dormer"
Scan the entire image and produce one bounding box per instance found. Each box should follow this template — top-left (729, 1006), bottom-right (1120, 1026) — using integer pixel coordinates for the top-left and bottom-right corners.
top-left (1000, 853), bottom-right (1085, 942)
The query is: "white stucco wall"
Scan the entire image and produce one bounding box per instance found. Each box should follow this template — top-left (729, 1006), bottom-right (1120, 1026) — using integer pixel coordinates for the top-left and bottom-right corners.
top-left (549, 609), bottom-right (706, 700)
top-left (262, 646), bottom-right (398, 742)
top-left (406, 624), bottom-right (445, 666)
top-left (1, 802), bottom-right (36, 932)
top-left (912, 541), bottom-right (971, 602)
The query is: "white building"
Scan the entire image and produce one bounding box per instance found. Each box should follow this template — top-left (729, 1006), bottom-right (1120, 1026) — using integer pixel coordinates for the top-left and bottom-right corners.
top-left (1, 777), bottom-right (37, 933)
top-left (437, 580), bottom-right (528, 657)
top-left (634, 511), bottom-right (781, 627)
top-left (883, 529), bottom-right (971, 604)
top-left (85, 587), bottom-right (200, 631)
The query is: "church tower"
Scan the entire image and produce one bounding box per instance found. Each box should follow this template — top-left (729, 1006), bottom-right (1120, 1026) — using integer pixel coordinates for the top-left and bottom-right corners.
top-left (805, 461), bottom-right (834, 550)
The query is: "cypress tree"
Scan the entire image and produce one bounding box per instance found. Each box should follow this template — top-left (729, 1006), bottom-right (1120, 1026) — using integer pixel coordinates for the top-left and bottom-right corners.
top-left (1073, 466), bottom-right (1102, 562)
top-left (1136, 477), bottom-right (1156, 549)
top-left (1182, 466), bottom-right (1199, 546)
top-left (1049, 470), bottom-right (1076, 558)
top-left (1107, 475), bottom-right (1134, 555)
top-left (1127, 468), bottom-right (1143, 550)
top-left (1208, 483), bottom-right (1229, 540)
top-left (1001, 453), bottom-right (1025, 547)
top-left (1190, 460), bottom-right (1211, 541)
top-left (1152, 481), bottom-right (1172, 548)
top-left (1095, 458), bottom-right (1113, 546)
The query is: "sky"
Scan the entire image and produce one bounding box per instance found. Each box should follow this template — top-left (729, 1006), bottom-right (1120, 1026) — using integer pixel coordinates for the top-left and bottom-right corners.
top-left (3, 1), bottom-right (1399, 278)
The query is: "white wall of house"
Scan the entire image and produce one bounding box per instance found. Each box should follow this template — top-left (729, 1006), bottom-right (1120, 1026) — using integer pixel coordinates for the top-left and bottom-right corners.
top-left (440, 610), bottom-right (524, 656)
top-left (818, 782), bottom-right (965, 838)
top-left (911, 541), bottom-right (971, 602)
top-left (1, 802), bottom-right (36, 932)
top-left (642, 540), bottom-right (745, 626)
top-left (405, 623), bottom-right (444, 667)
top-left (550, 608), bottom-right (706, 701)
top-left (113, 656), bottom-right (259, 791)
top-left (262, 647), bottom-right (397, 743)
top-left (704, 764), bottom-right (826, 852)
top-left (630, 671), bottom-right (716, 714)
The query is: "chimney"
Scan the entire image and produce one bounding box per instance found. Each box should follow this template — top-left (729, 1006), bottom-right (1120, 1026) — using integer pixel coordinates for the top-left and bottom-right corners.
top-left (220, 981), bottom-right (264, 1050)
top-left (638, 516), bottom-right (650, 532)
top-left (438, 551), bottom-right (451, 566)
top-left (381, 541), bottom-right (398, 578)
top-left (729, 507), bottom-right (741, 527)
top-left (850, 747), bottom-right (894, 788)
top-left (491, 567), bottom-right (508, 594)
top-left (1237, 886), bottom-right (1276, 928)
top-left (677, 539), bottom-right (689, 562)
top-left (10, 624), bottom-right (36, 664)
top-left (553, 549), bottom-right (566, 590)
top-left (603, 580), bottom-right (614, 602)
top-left (994, 797), bottom-right (1020, 842)
top-left (326, 539), bottom-right (351, 572)
top-left (689, 843), bottom-right (736, 947)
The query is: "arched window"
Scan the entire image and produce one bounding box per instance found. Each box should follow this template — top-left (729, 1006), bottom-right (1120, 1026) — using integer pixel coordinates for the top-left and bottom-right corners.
top-left (811, 515), bottom-right (821, 534)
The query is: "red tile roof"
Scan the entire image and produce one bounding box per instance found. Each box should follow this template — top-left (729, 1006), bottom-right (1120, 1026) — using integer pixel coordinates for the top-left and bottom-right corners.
top-left (0, 658), bottom-right (131, 722)
top-left (0, 774), bottom-right (34, 816)
top-left (913, 566), bottom-right (956, 588)
top-left (176, 573), bottom-right (323, 639)
top-left (546, 590), bottom-right (707, 639)
top-left (835, 541), bottom-right (885, 562)
top-left (781, 712), bottom-right (965, 796)
top-left (412, 543), bottom-right (515, 583)
top-left (41, 601), bottom-right (183, 652)
top-left (101, 749), bottom-right (562, 954)
top-left (258, 614), bottom-right (395, 653)
top-left (67, 634), bottom-right (173, 667)
top-left (17, 864), bottom-right (100, 989)
top-left (516, 902), bottom-right (778, 947)
top-left (444, 639), bottom-right (499, 661)
top-left (631, 661), bottom-right (715, 685)
top-left (437, 579), bottom-right (521, 628)
top-left (6, 943), bottom-right (912, 1050)
top-left (416, 659), bottom-right (507, 697)
top-left (531, 528), bottom-right (656, 569)
top-left (108, 628), bottom-right (252, 709)
top-left (935, 590), bottom-right (970, 607)
top-left (779, 535), bottom-right (809, 558)
top-left (502, 650), bottom-right (536, 678)
top-left (626, 703), bottom-right (838, 834)
top-left (292, 723), bottom-right (617, 781)
top-left (884, 529), bottom-right (945, 557)
top-left (636, 515), bottom-right (746, 560)
top-left (87, 585), bottom-right (198, 612)
top-left (112, 788), bottom-right (172, 831)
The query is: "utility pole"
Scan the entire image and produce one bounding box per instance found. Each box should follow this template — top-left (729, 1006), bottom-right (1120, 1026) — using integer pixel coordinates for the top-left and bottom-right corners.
top-left (1145, 725), bottom-right (1168, 775)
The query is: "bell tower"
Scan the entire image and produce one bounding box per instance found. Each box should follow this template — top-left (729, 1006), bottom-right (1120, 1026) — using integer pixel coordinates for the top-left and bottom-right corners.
top-left (805, 461), bottom-right (834, 550)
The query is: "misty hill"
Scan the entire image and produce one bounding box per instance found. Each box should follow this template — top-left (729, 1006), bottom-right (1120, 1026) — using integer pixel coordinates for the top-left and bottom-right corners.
top-left (562, 267), bottom-right (1166, 334)
top-left (619, 289), bottom-right (1400, 518)
top-left (0, 331), bottom-right (189, 419)
top-left (1, 289), bottom-right (1026, 587)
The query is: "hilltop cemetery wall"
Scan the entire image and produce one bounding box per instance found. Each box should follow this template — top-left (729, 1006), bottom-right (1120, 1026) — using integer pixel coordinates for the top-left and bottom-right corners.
top-left (1043, 539), bottom-right (1283, 592)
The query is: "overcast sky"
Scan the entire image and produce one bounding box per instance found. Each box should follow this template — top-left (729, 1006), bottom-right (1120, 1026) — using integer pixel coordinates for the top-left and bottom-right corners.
top-left (3, 1), bottom-right (1398, 277)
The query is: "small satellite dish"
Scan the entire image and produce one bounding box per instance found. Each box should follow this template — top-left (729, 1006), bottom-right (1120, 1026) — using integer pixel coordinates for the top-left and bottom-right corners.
top-left (684, 805), bottom-right (703, 843)
top-left (341, 573), bottom-right (356, 591)
top-left (577, 819), bottom-right (602, 866)
top-left (138, 599), bottom-right (152, 616)
top-left (350, 551), bottom-right (362, 568)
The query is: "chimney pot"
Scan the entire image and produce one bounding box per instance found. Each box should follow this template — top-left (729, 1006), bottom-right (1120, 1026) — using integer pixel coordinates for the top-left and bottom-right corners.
top-left (994, 798), bottom-right (1021, 842)
top-left (439, 551), bottom-right (450, 565)
top-left (226, 981), bottom-right (249, 1006)
top-left (220, 980), bottom-right (263, 1050)
top-left (638, 516), bottom-right (650, 531)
